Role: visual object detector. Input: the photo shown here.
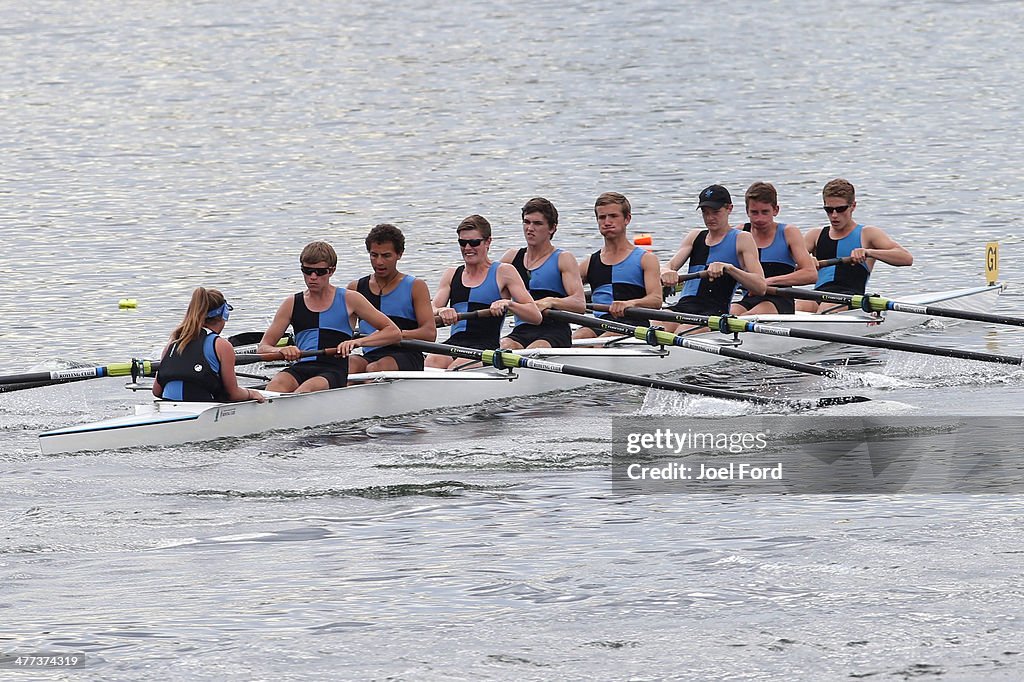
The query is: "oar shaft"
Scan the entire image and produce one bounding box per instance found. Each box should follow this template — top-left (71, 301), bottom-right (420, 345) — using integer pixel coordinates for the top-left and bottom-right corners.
top-left (234, 348), bottom-right (337, 365)
top-left (591, 303), bottom-right (1024, 366)
top-left (547, 309), bottom-right (839, 377)
top-left (726, 317), bottom-right (1023, 366)
top-left (768, 286), bottom-right (1024, 328)
top-left (0, 361), bottom-right (150, 386)
top-left (816, 257), bottom-right (851, 268)
top-left (433, 309), bottom-right (496, 327)
top-left (399, 338), bottom-right (789, 406)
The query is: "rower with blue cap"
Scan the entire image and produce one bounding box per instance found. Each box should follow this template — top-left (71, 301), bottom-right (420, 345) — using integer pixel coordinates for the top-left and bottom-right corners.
top-left (153, 287), bottom-right (266, 403)
top-left (658, 184), bottom-right (766, 333)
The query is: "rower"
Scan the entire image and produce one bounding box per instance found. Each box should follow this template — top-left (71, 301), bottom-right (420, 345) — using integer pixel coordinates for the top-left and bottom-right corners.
top-left (659, 184), bottom-right (765, 333)
top-left (730, 181), bottom-right (817, 316)
top-left (499, 197), bottom-right (586, 349)
top-left (347, 224), bottom-right (437, 377)
top-left (426, 215), bottom-right (541, 369)
top-left (797, 178), bottom-right (913, 313)
top-left (258, 241), bottom-right (401, 392)
top-left (153, 287), bottom-right (264, 403)
top-left (574, 192), bottom-right (663, 339)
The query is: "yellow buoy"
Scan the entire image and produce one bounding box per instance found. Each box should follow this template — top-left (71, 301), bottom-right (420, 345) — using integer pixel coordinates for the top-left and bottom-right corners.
top-left (119, 298), bottom-right (138, 309)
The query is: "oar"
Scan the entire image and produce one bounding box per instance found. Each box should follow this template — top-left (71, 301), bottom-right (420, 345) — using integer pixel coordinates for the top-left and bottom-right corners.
top-left (234, 348), bottom-right (339, 364)
top-left (662, 270), bottom-right (710, 297)
top-left (767, 285), bottom-right (1024, 328)
top-left (399, 339), bottom-right (867, 409)
top-left (0, 346), bottom-right (335, 393)
top-left (546, 310), bottom-right (847, 378)
top-left (0, 360), bottom-right (159, 389)
top-left (816, 257), bottom-right (852, 268)
top-left (589, 303), bottom-right (1024, 367)
top-left (433, 309), bottom-right (497, 327)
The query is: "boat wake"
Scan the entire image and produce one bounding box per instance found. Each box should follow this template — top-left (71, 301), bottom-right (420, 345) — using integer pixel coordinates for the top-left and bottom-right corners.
top-left (881, 352), bottom-right (1024, 386)
top-left (812, 399), bottom-right (920, 416)
top-left (824, 370), bottom-right (909, 390)
top-left (638, 390), bottom-right (770, 417)
top-left (172, 480), bottom-right (498, 501)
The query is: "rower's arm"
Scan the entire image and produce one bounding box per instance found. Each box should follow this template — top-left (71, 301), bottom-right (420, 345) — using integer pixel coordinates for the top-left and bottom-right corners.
top-left (804, 227), bottom-right (822, 257)
top-left (537, 251), bottom-right (586, 313)
top-left (215, 337), bottom-right (264, 402)
top-left (344, 290), bottom-right (402, 352)
top-left (861, 226), bottom-right (913, 266)
top-left (431, 267), bottom-right (455, 311)
top-left (633, 250), bottom-right (665, 310)
top-left (258, 296), bottom-right (298, 359)
top-left (729, 232), bottom-right (767, 296)
top-left (497, 263), bottom-right (542, 325)
top-left (661, 230), bottom-right (698, 287)
top-left (768, 225), bottom-right (818, 286)
top-left (577, 254), bottom-right (591, 285)
top-left (407, 278), bottom-right (438, 342)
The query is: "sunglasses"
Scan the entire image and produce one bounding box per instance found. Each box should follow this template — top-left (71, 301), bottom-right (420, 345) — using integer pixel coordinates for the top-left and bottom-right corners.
top-left (822, 205), bottom-right (850, 214)
top-left (458, 238), bottom-right (486, 247)
top-left (301, 266), bottom-right (333, 276)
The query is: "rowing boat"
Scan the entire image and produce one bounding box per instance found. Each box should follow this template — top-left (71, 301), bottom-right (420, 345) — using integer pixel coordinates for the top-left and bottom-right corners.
top-left (38, 282), bottom-right (1004, 455)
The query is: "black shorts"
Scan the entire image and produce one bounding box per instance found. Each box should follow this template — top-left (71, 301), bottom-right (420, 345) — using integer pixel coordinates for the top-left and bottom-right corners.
top-left (444, 330), bottom-right (499, 351)
top-left (281, 359), bottom-right (348, 389)
top-left (362, 346), bottom-right (425, 371)
top-left (504, 322), bottom-right (572, 348)
top-left (733, 293), bottom-right (795, 315)
top-left (816, 282), bottom-right (862, 296)
top-left (596, 312), bottom-right (652, 328)
top-left (668, 296), bottom-right (727, 317)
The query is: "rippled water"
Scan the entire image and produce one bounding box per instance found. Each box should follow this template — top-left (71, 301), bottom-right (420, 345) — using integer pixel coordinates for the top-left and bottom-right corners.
top-left (2, 0), bottom-right (1024, 678)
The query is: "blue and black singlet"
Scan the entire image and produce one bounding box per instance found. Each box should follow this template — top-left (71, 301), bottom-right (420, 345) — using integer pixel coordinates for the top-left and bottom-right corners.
top-left (733, 223), bottom-right (797, 314)
top-left (587, 247), bottom-right (649, 324)
top-left (291, 289), bottom-right (354, 362)
top-left (356, 274), bottom-right (419, 353)
top-left (669, 229), bottom-right (742, 316)
top-left (505, 247), bottom-right (571, 347)
top-left (814, 224), bottom-right (870, 295)
top-left (156, 328), bottom-right (226, 402)
top-left (356, 274), bottom-right (425, 370)
top-left (744, 223), bottom-right (796, 278)
top-left (446, 262), bottom-right (505, 348)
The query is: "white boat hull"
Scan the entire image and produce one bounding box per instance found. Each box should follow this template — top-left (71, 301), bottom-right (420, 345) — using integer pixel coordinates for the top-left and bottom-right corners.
top-left (38, 284), bottom-right (1004, 454)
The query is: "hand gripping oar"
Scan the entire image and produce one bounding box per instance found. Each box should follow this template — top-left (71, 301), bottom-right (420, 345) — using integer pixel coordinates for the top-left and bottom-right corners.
top-left (816, 257), bottom-right (852, 268)
top-left (233, 348), bottom-right (339, 364)
top-left (767, 285), bottom-right (1024, 328)
top-left (662, 270), bottom-right (710, 297)
top-left (545, 309), bottom-right (848, 378)
top-left (589, 303), bottom-right (1024, 366)
top-left (433, 309), bottom-right (498, 327)
top-left (399, 339), bottom-right (867, 409)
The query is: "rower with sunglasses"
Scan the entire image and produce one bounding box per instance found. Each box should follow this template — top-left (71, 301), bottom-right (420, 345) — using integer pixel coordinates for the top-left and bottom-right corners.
top-left (427, 215), bottom-right (542, 369)
top-left (797, 178), bottom-right (913, 313)
top-left (257, 240), bottom-right (401, 392)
